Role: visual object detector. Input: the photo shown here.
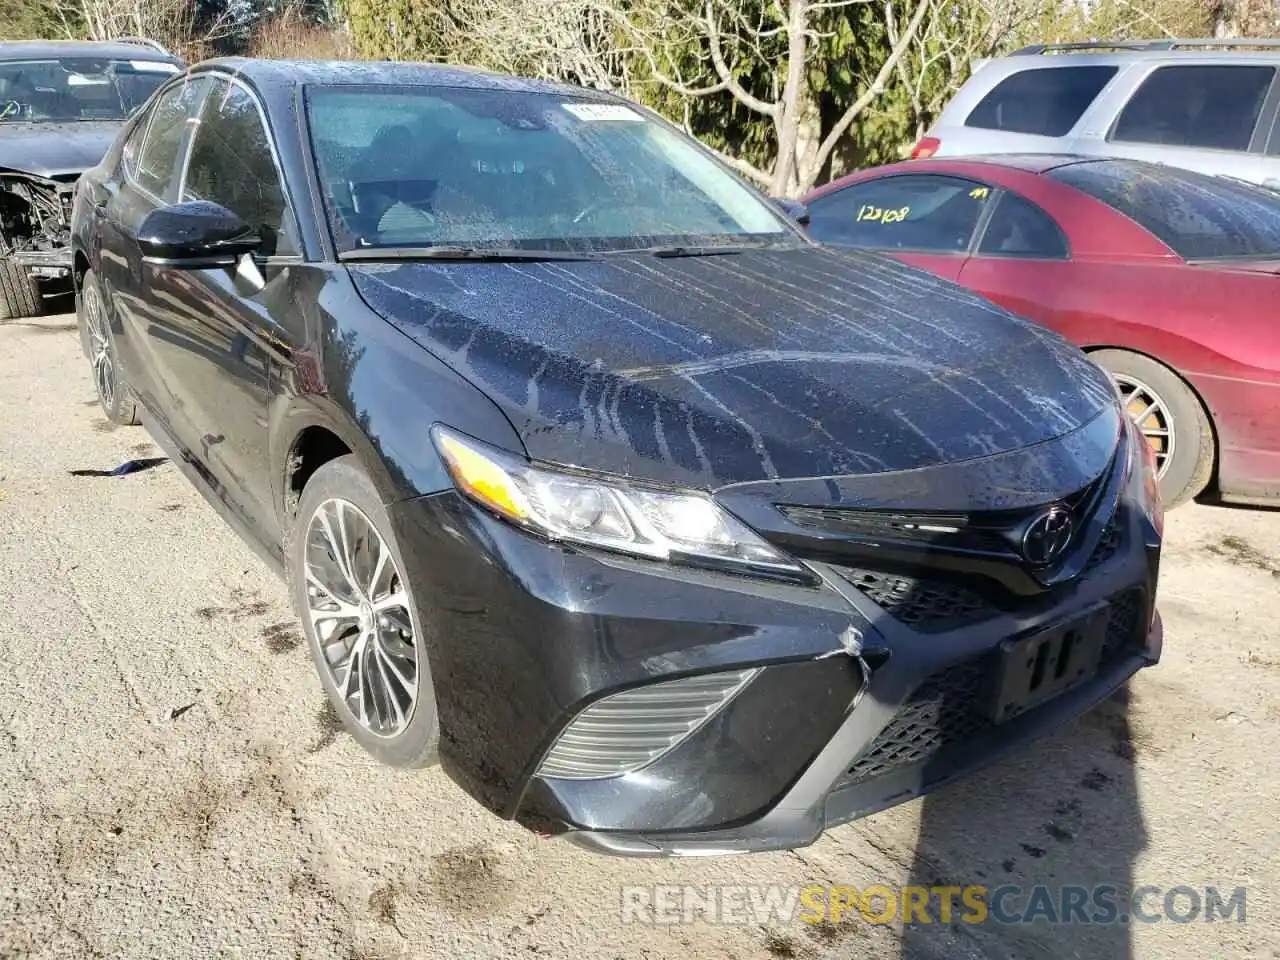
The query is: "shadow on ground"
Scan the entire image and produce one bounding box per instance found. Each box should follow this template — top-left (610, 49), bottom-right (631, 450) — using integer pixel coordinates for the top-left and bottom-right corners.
top-left (900, 686), bottom-right (1143, 959)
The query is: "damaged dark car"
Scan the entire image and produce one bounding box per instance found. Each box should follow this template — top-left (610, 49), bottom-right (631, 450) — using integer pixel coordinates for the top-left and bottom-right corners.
top-left (0, 39), bottom-right (182, 319)
top-left (72, 59), bottom-right (1164, 857)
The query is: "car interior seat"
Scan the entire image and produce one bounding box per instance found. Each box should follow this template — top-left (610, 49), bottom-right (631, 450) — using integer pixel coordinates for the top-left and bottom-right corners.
top-left (347, 123), bottom-right (439, 241)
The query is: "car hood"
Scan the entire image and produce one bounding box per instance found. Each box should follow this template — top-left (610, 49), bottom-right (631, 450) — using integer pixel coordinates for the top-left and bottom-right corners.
top-left (0, 121), bottom-right (122, 179)
top-left (348, 246), bottom-right (1117, 490)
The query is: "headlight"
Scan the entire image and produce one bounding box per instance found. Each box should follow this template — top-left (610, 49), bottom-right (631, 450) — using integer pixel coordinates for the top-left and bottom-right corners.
top-left (431, 425), bottom-right (805, 578)
top-left (1132, 421), bottom-right (1164, 538)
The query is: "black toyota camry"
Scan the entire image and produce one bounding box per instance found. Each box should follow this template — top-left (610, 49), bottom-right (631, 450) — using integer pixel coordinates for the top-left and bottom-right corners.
top-left (70, 58), bottom-right (1164, 857)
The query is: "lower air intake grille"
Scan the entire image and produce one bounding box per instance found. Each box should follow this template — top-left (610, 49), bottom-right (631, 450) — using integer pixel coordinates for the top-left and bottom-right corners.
top-left (835, 568), bottom-right (994, 632)
top-left (535, 669), bottom-right (759, 780)
top-left (840, 588), bottom-right (1146, 786)
top-left (842, 655), bottom-right (994, 783)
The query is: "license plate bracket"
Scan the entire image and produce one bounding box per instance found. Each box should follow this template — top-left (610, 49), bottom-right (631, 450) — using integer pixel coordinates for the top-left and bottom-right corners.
top-left (989, 604), bottom-right (1109, 724)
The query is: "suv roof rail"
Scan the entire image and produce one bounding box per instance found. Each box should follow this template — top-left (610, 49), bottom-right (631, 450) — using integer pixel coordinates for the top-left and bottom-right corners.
top-left (113, 36), bottom-right (170, 54)
top-left (1012, 38), bottom-right (1280, 55)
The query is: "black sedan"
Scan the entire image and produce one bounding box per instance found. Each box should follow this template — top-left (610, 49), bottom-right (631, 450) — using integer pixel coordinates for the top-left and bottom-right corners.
top-left (70, 58), bottom-right (1164, 857)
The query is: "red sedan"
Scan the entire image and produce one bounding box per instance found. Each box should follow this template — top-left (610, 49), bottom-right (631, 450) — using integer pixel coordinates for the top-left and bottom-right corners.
top-left (800, 154), bottom-right (1280, 508)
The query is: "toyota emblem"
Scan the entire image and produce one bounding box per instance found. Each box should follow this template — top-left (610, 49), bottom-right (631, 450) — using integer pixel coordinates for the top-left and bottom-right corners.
top-left (1021, 505), bottom-right (1075, 566)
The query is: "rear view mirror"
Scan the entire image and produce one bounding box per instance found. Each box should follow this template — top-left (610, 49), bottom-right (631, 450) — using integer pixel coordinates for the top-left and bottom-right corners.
top-left (136, 200), bottom-right (260, 267)
top-left (772, 197), bottom-right (810, 226)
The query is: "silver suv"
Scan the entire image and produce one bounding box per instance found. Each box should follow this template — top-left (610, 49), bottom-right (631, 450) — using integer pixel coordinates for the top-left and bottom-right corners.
top-left (913, 39), bottom-right (1280, 189)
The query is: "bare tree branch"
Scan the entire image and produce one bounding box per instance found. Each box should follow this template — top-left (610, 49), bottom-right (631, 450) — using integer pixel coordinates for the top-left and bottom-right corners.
top-left (702, 0), bottom-right (780, 116)
top-left (807, 0), bottom-right (931, 184)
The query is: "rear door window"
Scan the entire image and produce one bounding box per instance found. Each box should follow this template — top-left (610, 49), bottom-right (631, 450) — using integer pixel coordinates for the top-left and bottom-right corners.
top-left (1049, 159), bottom-right (1280, 259)
top-left (1110, 65), bottom-right (1275, 152)
top-left (806, 175), bottom-right (993, 253)
top-left (965, 66), bottom-right (1118, 137)
top-left (977, 192), bottom-right (1069, 259)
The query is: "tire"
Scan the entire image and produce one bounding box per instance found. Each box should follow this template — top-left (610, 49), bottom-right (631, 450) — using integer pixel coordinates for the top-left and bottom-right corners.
top-left (0, 258), bottom-right (40, 321)
top-left (78, 269), bottom-right (139, 426)
top-left (291, 454), bottom-right (439, 768)
top-left (1091, 348), bottom-right (1214, 508)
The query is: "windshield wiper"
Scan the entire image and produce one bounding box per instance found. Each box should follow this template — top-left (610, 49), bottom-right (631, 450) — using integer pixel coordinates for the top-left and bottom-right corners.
top-left (645, 245), bottom-right (753, 258)
top-left (339, 246), bottom-right (599, 263)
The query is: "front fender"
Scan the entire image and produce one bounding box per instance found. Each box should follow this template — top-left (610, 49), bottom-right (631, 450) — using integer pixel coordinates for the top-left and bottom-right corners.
top-left (268, 268), bottom-right (527, 525)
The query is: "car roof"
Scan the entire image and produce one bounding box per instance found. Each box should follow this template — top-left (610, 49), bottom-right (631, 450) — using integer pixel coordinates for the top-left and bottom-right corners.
top-left (808, 153), bottom-right (1242, 204)
top-left (197, 57), bottom-right (618, 101)
top-left (0, 39), bottom-right (181, 63)
top-left (993, 38), bottom-right (1280, 64)
top-left (935, 153), bottom-right (1098, 174)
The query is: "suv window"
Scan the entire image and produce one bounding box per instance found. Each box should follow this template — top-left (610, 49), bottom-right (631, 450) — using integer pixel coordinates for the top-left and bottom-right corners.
top-left (1049, 159), bottom-right (1280, 260)
top-left (978, 192), bottom-right (1069, 259)
top-left (965, 66), bottom-right (1118, 137)
top-left (1110, 65), bottom-right (1274, 151)
top-left (182, 80), bottom-right (297, 257)
top-left (806, 175), bottom-right (993, 252)
top-left (132, 78), bottom-right (207, 201)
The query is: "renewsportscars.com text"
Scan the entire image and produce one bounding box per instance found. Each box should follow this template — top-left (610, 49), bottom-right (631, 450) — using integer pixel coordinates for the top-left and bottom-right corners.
top-left (620, 884), bottom-right (1247, 927)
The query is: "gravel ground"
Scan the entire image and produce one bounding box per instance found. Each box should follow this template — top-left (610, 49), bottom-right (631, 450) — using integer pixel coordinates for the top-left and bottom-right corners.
top-left (1, 314), bottom-right (1277, 960)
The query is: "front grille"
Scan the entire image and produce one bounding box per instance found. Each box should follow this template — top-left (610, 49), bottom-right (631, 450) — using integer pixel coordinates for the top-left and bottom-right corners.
top-left (1084, 512), bottom-right (1123, 572)
top-left (840, 588), bottom-right (1147, 786)
top-left (835, 567), bottom-right (995, 632)
top-left (779, 465), bottom-right (1113, 559)
top-left (778, 505), bottom-right (1012, 554)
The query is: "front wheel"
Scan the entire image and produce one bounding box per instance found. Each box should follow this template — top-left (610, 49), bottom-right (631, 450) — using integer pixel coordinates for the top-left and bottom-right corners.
top-left (1091, 348), bottom-right (1214, 508)
top-left (291, 455), bottom-right (439, 767)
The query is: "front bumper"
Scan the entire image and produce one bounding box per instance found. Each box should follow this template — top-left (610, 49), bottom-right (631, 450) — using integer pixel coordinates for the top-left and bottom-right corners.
top-left (388, 465), bottom-right (1162, 856)
top-left (570, 609), bottom-right (1161, 856)
top-left (10, 247), bottom-right (72, 280)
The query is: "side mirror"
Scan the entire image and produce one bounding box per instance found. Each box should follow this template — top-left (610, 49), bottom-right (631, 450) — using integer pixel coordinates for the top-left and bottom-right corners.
top-left (772, 197), bottom-right (810, 226)
top-left (136, 200), bottom-right (260, 267)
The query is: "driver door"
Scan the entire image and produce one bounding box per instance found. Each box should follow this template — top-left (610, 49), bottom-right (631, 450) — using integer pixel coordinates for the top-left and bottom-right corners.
top-left (145, 76), bottom-right (303, 543)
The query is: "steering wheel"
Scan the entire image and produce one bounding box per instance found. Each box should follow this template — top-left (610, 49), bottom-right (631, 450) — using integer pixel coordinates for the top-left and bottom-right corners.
top-left (0, 101), bottom-right (21, 121)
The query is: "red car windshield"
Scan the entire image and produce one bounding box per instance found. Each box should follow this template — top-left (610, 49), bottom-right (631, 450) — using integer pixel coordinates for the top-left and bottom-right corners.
top-left (0, 57), bottom-right (180, 123)
top-left (1049, 159), bottom-right (1280, 261)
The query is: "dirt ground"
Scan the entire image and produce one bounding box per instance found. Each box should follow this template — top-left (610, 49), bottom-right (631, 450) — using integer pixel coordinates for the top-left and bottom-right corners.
top-left (1, 314), bottom-right (1277, 960)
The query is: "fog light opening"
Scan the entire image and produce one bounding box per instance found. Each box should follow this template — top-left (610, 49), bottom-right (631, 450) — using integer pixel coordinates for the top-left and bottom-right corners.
top-left (535, 668), bottom-right (760, 781)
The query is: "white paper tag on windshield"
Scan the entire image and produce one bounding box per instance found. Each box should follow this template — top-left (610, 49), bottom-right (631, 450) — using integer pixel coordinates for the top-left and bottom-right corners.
top-left (562, 103), bottom-right (643, 122)
top-left (129, 60), bottom-right (181, 73)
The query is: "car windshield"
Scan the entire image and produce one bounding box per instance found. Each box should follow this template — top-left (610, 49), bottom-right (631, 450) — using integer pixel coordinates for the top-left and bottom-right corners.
top-left (0, 57), bottom-right (180, 123)
top-left (1048, 159), bottom-right (1280, 261)
top-left (304, 84), bottom-right (797, 255)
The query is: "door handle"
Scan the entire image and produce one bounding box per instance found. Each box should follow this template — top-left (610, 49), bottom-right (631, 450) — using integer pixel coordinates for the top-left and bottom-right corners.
top-left (1263, 178), bottom-right (1280, 193)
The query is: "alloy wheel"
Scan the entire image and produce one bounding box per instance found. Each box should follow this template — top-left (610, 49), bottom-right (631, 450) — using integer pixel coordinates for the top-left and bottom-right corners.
top-left (304, 498), bottom-right (419, 738)
top-left (1113, 373), bottom-right (1174, 479)
top-left (84, 284), bottom-right (115, 410)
